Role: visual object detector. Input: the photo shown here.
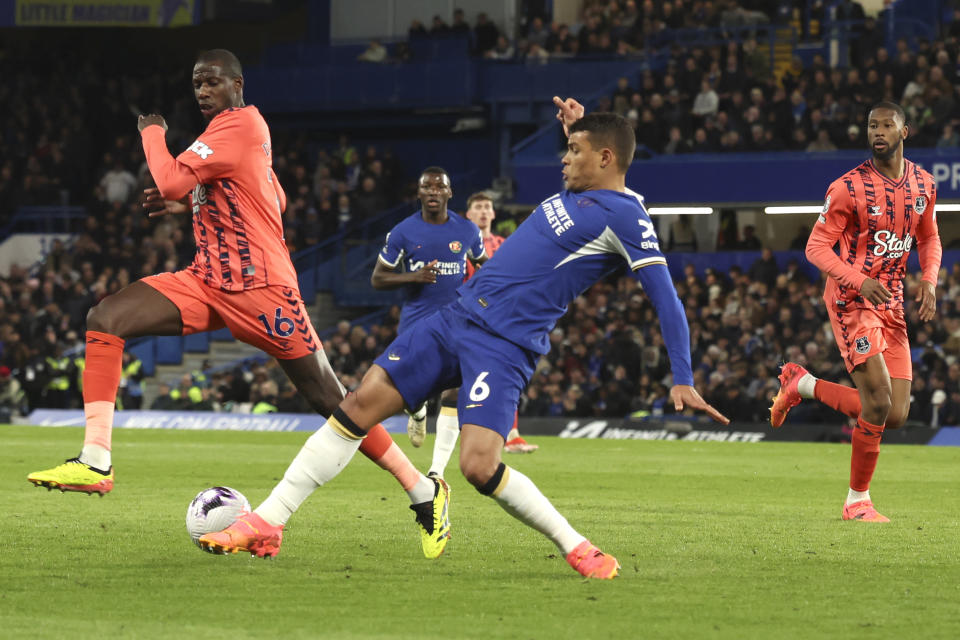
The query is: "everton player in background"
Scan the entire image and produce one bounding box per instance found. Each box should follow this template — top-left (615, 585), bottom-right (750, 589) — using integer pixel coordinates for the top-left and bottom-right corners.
top-left (200, 107), bottom-right (728, 578)
top-left (28, 49), bottom-right (450, 559)
top-left (770, 102), bottom-right (942, 523)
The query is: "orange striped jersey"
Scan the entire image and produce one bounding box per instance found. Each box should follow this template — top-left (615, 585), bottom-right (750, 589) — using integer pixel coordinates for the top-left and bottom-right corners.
top-left (465, 232), bottom-right (506, 280)
top-left (806, 158), bottom-right (941, 311)
top-left (143, 105), bottom-right (297, 292)
top-left (483, 233), bottom-right (505, 257)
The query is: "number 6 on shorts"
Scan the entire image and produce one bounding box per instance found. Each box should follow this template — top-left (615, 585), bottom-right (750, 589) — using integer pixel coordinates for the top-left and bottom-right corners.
top-left (469, 371), bottom-right (491, 401)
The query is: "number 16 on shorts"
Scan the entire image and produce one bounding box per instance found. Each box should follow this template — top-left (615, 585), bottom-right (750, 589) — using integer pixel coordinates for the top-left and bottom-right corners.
top-left (258, 306), bottom-right (295, 337)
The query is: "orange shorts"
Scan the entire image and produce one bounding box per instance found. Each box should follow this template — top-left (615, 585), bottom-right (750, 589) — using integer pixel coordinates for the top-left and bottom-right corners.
top-left (826, 304), bottom-right (911, 380)
top-left (142, 270), bottom-right (321, 360)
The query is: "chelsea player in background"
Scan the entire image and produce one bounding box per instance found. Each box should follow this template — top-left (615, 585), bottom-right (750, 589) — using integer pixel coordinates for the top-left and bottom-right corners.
top-left (371, 167), bottom-right (486, 450)
top-left (199, 108), bottom-right (729, 579)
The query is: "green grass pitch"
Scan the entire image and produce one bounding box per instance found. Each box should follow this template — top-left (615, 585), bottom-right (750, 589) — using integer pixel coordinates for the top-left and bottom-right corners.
top-left (3, 425), bottom-right (960, 639)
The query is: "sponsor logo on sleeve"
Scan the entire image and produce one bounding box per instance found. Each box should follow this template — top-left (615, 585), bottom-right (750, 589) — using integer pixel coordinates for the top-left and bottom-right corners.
top-left (188, 140), bottom-right (214, 159)
top-left (821, 195), bottom-right (831, 213)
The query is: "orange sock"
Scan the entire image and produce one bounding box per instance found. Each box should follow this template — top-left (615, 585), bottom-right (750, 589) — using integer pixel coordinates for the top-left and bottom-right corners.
top-left (359, 423), bottom-right (421, 491)
top-left (82, 331), bottom-right (125, 450)
top-left (850, 417), bottom-right (884, 491)
top-left (814, 380), bottom-right (861, 419)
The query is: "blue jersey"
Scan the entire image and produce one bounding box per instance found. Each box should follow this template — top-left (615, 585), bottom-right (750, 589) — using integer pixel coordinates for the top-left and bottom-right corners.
top-left (379, 210), bottom-right (485, 333)
top-left (457, 188), bottom-right (693, 385)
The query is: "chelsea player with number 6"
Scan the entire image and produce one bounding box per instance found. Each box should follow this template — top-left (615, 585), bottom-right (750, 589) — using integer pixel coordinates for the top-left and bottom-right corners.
top-left (199, 107), bottom-right (728, 578)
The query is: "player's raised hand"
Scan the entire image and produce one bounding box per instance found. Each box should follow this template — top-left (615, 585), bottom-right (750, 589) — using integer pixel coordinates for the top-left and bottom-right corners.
top-left (412, 259), bottom-right (440, 284)
top-left (915, 280), bottom-right (937, 322)
top-left (860, 278), bottom-right (893, 306)
top-left (670, 384), bottom-right (730, 425)
top-left (552, 96), bottom-right (585, 138)
top-left (138, 114), bottom-right (168, 132)
top-left (142, 187), bottom-right (189, 217)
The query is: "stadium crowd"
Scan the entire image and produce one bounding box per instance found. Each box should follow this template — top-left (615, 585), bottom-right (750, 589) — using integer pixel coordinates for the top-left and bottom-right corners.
top-left (100, 255), bottom-right (960, 430)
top-left (4, 3), bottom-right (960, 427)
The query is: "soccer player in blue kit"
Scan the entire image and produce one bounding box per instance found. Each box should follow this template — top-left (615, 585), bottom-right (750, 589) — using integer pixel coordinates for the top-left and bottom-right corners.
top-left (371, 167), bottom-right (486, 448)
top-left (200, 110), bottom-right (729, 578)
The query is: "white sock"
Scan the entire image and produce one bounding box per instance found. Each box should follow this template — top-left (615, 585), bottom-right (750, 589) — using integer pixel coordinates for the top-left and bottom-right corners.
top-left (408, 403), bottom-right (427, 420)
top-left (797, 373), bottom-right (817, 399)
top-left (491, 466), bottom-right (586, 554)
top-left (429, 409), bottom-right (460, 478)
top-left (408, 475), bottom-right (435, 504)
top-left (255, 423), bottom-right (362, 526)
top-left (846, 488), bottom-right (870, 505)
top-left (79, 444), bottom-right (111, 470)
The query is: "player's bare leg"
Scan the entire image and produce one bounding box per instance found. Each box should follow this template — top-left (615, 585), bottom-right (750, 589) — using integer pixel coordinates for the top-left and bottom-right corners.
top-left (843, 355), bottom-right (894, 522)
top-left (205, 366), bottom-right (451, 557)
top-left (428, 388), bottom-right (461, 477)
top-left (279, 353), bottom-right (438, 509)
top-left (28, 282), bottom-right (183, 494)
top-left (459, 423), bottom-right (618, 578)
top-left (884, 378), bottom-right (911, 430)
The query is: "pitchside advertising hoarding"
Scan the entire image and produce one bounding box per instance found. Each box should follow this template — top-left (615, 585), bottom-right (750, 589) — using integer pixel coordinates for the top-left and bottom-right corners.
top-left (22, 410), bottom-right (951, 445)
top-left (2, 0), bottom-right (195, 27)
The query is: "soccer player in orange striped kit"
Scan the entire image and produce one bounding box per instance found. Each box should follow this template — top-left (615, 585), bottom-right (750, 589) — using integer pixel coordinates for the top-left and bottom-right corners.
top-left (770, 102), bottom-right (941, 522)
top-left (28, 49), bottom-right (450, 556)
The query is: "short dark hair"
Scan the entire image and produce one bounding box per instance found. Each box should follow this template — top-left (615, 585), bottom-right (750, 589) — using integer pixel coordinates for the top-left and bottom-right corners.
top-left (420, 166), bottom-right (449, 180)
top-left (568, 113), bottom-right (636, 172)
top-left (869, 101), bottom-right (906, 126)
top-left (196, 49), bottom-right (243, 79)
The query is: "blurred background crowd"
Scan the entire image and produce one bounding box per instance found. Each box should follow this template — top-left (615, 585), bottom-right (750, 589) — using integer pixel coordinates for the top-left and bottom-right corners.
top-left (2, 0), bottom-right (960, 429)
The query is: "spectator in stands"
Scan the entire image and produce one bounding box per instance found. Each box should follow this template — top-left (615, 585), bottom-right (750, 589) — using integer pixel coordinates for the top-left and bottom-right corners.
top-left (936, 124), bottom-right (960, 149)
top-left (474, 12), bottom-right (500, 55)
top-left (739, 225), bottom-right (762, 250)
top-left (692, 80), bottom-right (719, 120)
top-left (450, 9), bottom-right (470, 36)
top-left (485, 35), bottom-right (515, 60)
top-left (430, 15), bottom-right (450, 36)
top-left (807, 128), bottom-right (838, 152)
top-left (357, 40), bottom-right (388, 63)
top-left (98, 156), bottom-right (138, 205)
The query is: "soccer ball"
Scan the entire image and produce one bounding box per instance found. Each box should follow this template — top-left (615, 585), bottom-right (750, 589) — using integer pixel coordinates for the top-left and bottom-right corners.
top-left (185, 486), bottom-right (251, 545)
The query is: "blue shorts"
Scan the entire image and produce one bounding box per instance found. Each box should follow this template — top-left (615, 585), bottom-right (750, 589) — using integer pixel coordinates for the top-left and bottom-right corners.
top-left (373, 306), bottom-right (538, 439)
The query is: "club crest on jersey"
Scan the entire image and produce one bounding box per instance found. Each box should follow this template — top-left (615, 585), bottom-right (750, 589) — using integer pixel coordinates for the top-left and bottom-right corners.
top-left (915, 195), bottom-right (927, 215)
top-left (869, 205), bottom-right (882, 216)
top-left (449, 240), bottom-right (463, 254)
top-left (855, 336), bottom-right (871, 354)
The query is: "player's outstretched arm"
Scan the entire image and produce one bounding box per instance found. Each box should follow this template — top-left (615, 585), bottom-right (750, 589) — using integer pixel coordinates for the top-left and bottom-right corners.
top-left (671, 385), bottom-right (729, 425)
top-left (142, 187), bottom-right (189, 218)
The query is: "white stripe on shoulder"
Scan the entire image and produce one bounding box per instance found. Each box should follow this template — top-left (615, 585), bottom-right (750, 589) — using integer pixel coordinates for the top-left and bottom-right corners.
top-left (624, 187), bottom-right (645, 207)
top-left (554, 226), bottom-right (632, 269)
